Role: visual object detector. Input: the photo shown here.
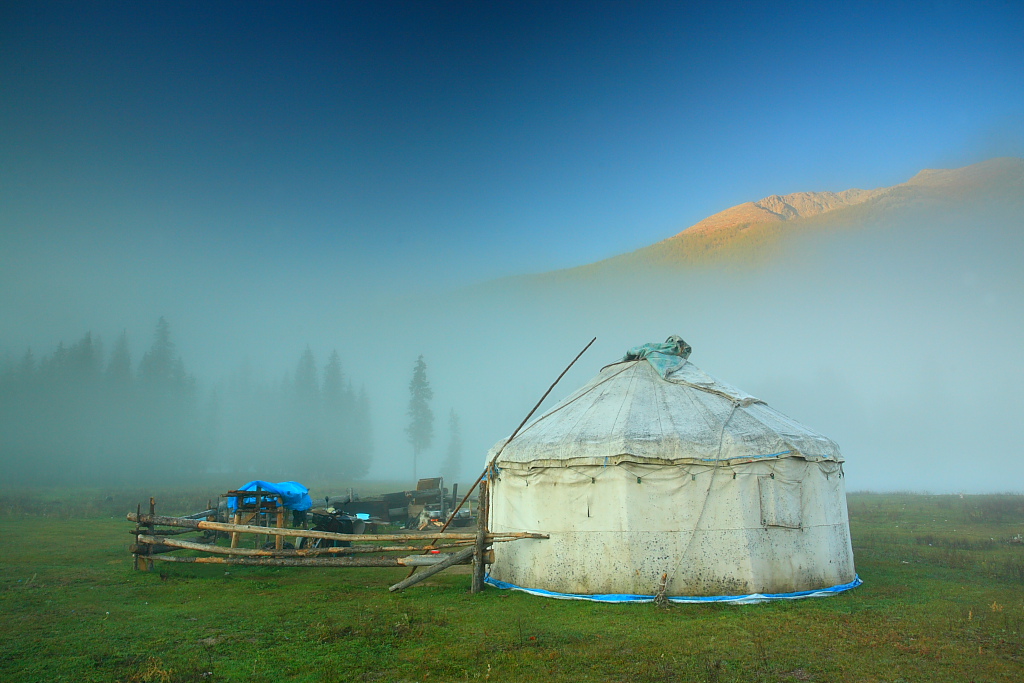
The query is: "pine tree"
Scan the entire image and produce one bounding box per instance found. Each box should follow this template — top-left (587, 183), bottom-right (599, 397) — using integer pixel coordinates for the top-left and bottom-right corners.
top-left (139, 317), bottom-right (185, 388)
top-left (405, 355), bottom-right (433, 482)
top-left (66, 332), bottom-right (103, 479)
top-left (292, 347), bottom-right (321, 479)
top-left (294, 347), bottom-right (319, 405)
top-left (103, 331), bottom-right (135, 483)
top-left (67, 331), bottom-right (101, 383)
top-left (322, 349), bottom-right (354, 477)
top-left (322, 350), bottom-right (345, 403)
top-left (106, 331), bottom-right (133, 386)
top-left (17, 348), bottom-right (35, 382)
top-left (136, 317), bottom-right (199, 480)
top-left (350, 385), bottom-right (373, 479)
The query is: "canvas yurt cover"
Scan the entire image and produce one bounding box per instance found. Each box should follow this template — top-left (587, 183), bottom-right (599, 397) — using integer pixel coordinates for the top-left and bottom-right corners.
top-left (485, 337), bottom-right (860, 603)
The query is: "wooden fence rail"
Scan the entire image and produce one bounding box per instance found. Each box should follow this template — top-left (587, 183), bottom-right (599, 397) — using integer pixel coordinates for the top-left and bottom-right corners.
top-left (126, 512), bottom-right (545, 544)
top-left (140, 549), bottom-right (490, 568)
top-left (132, 534), bottom-right (492, 557)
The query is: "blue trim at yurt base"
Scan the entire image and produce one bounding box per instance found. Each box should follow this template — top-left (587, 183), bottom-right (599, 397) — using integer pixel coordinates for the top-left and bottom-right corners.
top-left (484, 574), bottom-right (862, 605)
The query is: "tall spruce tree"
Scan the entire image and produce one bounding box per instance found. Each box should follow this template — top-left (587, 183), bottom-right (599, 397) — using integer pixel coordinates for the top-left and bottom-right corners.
top-left (136, 317), bottom-right (199, 480)
top-left (322, 349), bottom-right (352, 477)
top-left (405, 355), bottom-right (433, 482)
top-left (139, 317), bottom-right (186, 388)
top-left (352, 385), bottom-right (373, 478)
top-left (292, 347), bottom-right (321, 478)
top-left (106, 331), bottom-right (132, 386)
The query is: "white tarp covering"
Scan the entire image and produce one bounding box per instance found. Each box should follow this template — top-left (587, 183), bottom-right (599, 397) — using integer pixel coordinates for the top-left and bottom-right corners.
top-left (489, 359), bottom-right (843, 468)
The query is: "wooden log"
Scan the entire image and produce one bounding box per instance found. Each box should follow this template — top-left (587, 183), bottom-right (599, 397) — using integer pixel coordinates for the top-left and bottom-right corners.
top-left (135, 535), bottom-right (479, 556)
top-left (128, 543), bottom-right (178, 555)
top-left (127, 513), bottom-right (547, 543)
top-left (180, 508), bottom-right (218, 520)
top-left (147, 552), bottom-right (474, 568)
top-left (472, 480), bottom-right (489, 593)
top-left (389, 545), bottom-right (477, 592)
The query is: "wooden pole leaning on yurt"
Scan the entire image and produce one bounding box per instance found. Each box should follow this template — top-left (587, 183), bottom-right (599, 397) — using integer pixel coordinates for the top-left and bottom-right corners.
top-left (434, 336), bottom-right (597, 538)
top-left (399, 337), bottom-right (593, 587)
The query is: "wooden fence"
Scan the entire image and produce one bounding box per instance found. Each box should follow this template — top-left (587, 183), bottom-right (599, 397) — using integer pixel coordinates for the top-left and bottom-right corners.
top-left (127, 483), bottom-right (540, 592)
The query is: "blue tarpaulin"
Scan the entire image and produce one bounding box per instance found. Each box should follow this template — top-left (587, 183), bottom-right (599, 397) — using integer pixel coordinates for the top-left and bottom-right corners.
top-left (227, 480), bottom-right (312, 511)
top-left (622, 335), bottom-right (692, 378)
top-left (485, 574), bottom-right (863, 604)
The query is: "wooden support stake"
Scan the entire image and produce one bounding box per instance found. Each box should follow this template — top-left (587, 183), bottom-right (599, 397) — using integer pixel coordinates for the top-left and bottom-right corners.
top-left (275, 497), bottom-right (284, 551)
top-left (133, 503), bottom-right (143, 571)
top-left (252, 484), bottom-right (262, 549)
top-left (389, 546), bottom-right (476, 592)
top-left (472, 480), bottom-right (489, 594)
top-left (230, 502), bottom-right (241, 549)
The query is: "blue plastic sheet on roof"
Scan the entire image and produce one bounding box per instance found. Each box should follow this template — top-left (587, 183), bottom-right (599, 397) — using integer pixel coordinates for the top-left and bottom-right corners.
top-left (227, 480), bottom-right (312, 511)
top-left (622, 335), bottom-right (692, 378)
top-left (484, 574), bottom-right (862, 605)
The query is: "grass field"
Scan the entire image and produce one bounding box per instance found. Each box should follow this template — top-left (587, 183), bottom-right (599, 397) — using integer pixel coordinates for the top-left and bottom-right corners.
top-left (2, 488), bottom-right (1023, 682)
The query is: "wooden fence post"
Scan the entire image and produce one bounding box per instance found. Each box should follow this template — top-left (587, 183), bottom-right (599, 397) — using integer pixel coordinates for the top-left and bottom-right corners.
top-left (144, 498), bottom-right (155, 571)
top-left (275, 494), bottom-right (284, 551)
top-left (133, 503), bottom-right (143, 571)
top-left (472, 480), bottom-right (489, 593)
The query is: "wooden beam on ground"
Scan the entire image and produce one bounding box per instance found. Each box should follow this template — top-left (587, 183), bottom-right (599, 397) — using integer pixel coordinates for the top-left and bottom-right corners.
top-left (388, 546), bottom-right (477, 592)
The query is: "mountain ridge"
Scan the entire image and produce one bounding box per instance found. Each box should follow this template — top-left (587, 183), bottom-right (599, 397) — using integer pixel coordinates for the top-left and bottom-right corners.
top-left (572, 156), bottom-right (1024, 275)
top-left (665, 156), bottom-right (1022, 241)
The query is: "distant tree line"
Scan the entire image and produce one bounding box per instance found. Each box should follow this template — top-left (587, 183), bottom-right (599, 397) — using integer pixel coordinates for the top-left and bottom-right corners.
top-left (0, 318), bottom-right (372, 486)
top-left (215, 346), bottom-right (373, 482)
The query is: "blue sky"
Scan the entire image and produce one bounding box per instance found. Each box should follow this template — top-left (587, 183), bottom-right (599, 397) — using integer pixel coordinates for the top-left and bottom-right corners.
top-left (2, 0), bottom-right (1023, 359)
top-left (2, 1), bottom-right (1023, 490)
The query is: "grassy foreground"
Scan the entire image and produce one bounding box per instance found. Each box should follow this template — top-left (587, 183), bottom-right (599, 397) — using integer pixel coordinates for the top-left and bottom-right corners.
top-left (1, 490), bottom-right (1023, 682)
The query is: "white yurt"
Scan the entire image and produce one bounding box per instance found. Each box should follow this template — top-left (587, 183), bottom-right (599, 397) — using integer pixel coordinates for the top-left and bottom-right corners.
top-left (485, 337), bottom-right (859, 603)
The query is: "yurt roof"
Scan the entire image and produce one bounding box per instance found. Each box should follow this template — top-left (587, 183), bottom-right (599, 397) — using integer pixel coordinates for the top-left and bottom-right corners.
top-left (490, 339), bottom-right (842, 468)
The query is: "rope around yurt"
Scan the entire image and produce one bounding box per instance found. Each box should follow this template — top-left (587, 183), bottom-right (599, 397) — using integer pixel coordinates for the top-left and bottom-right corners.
top-left (660, 401), bottom-right (740, 595)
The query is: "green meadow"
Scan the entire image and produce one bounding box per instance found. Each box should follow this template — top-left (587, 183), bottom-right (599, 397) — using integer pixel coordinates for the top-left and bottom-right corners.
top-left (2, 489), bottom-right (1023, 682)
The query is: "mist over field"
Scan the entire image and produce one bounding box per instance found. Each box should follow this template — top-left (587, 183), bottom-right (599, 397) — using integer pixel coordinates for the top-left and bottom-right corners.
top-left (2, 184), bottom-right (1022, 493)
